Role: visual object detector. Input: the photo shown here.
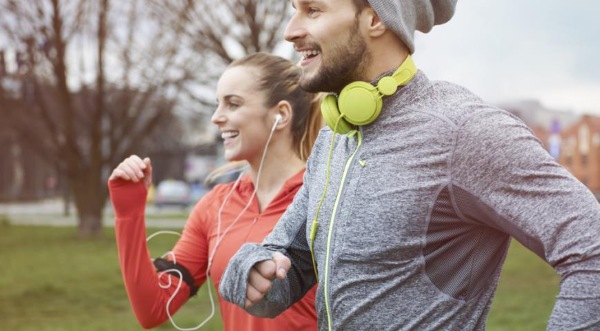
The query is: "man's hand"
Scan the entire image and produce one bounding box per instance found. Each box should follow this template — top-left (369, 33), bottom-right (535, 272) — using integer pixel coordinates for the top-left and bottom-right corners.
top-left (245, 252), bottom-right (291, 309)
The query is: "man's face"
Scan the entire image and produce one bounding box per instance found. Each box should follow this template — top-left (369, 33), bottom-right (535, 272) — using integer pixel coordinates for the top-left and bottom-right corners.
top-left (285, 0), bottom-right (370, 93)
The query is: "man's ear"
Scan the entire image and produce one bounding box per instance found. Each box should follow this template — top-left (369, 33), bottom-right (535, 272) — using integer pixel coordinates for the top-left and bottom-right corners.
top-left (364, 7), bottom-right (386, 37)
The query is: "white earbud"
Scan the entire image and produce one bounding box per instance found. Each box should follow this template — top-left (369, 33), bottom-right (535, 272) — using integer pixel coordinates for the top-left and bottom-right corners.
top-left (271, 114), bottom-right (283, 133)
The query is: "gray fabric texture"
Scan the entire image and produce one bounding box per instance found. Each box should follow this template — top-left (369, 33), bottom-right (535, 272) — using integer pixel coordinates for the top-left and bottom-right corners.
top-left (219, 70), bottom-right (600, 330)
top-left (367, 0), bottom-right (458, 53)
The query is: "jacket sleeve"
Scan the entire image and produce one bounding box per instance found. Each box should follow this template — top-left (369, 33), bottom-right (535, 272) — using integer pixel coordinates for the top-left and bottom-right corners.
top-left (219, 171), bottom-right (317, 318)
top-left (109, 179), bottom-right (200, 329)
top-left (452, 110), bottom-right (600, 329)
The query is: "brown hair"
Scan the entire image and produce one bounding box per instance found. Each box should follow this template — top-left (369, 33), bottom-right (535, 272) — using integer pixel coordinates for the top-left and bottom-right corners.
top-left (205, 52), bottom-right (323, 185)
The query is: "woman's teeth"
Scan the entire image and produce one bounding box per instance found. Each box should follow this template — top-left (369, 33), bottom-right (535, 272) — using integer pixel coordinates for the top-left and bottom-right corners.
top-left (222, 131), bottom-right (239, 139)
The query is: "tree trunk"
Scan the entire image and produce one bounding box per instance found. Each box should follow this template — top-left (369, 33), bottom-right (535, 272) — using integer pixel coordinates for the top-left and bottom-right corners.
top-left (62, 174), bottom-right (71, 217)
top-left (77, 211), bottom-right (103, 238)
top-left (71, 170), bottom-right (107, 238)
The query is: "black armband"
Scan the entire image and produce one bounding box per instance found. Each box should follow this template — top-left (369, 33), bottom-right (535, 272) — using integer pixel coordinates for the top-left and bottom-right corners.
top-left (153, 258), bottom-right (199, 297)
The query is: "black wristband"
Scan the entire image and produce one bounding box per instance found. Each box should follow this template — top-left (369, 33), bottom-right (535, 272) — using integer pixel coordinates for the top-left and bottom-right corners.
top-left (153, 258), bottom-right (199, 297)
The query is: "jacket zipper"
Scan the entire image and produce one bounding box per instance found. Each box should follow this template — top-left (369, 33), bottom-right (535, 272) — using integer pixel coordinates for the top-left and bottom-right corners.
top-left (323, 130), bottom-right (363, 331)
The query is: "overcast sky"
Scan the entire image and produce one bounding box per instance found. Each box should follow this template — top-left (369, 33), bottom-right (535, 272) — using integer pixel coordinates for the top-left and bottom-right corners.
top-left (3, 1), bottom-right (598, 115)
top-left (412, 0), bottom-right (600, 114)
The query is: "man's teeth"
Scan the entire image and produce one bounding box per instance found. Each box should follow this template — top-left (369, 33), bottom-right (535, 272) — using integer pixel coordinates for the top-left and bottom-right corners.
top-left (222, 131), bottom-right (239, 139)
top-left (301, 50), bottom-right (320, 58)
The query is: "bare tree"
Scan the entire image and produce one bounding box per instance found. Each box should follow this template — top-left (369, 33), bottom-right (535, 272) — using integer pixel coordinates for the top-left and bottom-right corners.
top-left (148, 0), bottom-right (292, 107)
top-left (0, 0), bottom-right (201, 236)
top-left (0, 0), bottom-right (291, 237)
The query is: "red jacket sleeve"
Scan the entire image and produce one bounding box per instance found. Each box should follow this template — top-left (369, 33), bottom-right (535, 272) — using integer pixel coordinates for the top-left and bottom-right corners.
top-left (109, 178), bottom-right (191, 329)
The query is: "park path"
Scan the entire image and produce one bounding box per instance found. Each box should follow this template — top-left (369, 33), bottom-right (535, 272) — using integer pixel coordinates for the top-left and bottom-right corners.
top-left (0, 199), bottom-right (187, 228)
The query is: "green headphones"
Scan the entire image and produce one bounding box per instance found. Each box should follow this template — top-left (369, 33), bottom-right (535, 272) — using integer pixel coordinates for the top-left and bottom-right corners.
top-left (320, 55), bottom-right (418, 134)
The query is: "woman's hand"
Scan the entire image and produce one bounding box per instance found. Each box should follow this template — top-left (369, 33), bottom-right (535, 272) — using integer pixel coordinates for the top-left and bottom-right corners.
top-left (109, 155), bottom-right (153, 189)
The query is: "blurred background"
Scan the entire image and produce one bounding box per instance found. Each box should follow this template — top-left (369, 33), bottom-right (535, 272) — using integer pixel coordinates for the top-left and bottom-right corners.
top-left (0, 0), bottom-right (597, 330)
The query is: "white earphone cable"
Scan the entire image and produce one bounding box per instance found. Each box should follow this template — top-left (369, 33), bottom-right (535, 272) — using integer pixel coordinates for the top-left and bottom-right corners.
top-left (146, 116), bottom-right (280, 330)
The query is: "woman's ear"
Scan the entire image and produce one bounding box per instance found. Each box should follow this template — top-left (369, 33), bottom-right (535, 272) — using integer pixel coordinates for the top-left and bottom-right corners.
top-left (273, 100), bottom-right (293, 129)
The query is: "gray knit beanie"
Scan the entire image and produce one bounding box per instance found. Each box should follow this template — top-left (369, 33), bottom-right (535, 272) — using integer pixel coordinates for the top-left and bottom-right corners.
top-left (367, 0), bottom-right (458, 54)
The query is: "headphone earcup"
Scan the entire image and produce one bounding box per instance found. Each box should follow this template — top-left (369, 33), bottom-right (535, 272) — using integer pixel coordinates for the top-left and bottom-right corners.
top-left (321, 94), bottom-right (354, 134)
top-left (338, 81), bottom-right (382, 126)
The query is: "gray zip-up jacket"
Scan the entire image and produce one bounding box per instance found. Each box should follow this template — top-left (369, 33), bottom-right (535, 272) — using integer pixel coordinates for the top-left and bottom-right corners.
top-left (220, 71), bottom-right (600, 330)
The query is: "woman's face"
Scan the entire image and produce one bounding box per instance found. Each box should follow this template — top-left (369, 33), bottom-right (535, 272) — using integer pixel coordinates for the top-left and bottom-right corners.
top-left (212, 65), bottom-right (274, 165)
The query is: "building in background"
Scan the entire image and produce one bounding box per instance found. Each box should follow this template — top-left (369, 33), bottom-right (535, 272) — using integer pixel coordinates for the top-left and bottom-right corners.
top-left (559, 115), bottom-right (600, 194)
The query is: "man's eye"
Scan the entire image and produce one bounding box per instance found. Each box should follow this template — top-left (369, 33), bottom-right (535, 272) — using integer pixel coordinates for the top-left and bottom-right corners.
top-left (307, 7), bottom-right (320, 16)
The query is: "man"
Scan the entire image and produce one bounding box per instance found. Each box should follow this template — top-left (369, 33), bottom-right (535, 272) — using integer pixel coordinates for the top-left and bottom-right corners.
top-left (220, 0), bottom-right (600, 330)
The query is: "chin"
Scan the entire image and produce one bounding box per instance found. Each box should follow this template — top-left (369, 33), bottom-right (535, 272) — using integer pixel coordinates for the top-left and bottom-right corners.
top-left (223, 152), bottom-right (236, 162)
top-left (225, 153), bottom-right (246, 163)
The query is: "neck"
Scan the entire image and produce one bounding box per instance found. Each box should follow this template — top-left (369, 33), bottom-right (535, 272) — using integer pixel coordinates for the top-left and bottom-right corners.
top-left (247, 140), bottom-right (305, 195)
top-left (364, 35), bottom-right (410, 81)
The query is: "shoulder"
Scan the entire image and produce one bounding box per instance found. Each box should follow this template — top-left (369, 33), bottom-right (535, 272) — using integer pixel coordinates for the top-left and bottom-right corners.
top-left (184, 179), bottom-right (244, 232)
top-left (451, 106), bottom-right (550, 181)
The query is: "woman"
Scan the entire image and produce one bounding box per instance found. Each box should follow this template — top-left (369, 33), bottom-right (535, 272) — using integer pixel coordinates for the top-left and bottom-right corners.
top-left (108, 52), bottom-right (322, 330)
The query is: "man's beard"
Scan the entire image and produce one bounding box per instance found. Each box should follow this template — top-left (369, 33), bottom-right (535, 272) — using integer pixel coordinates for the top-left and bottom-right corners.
top-left (300, 22), bottom-right (369, 93)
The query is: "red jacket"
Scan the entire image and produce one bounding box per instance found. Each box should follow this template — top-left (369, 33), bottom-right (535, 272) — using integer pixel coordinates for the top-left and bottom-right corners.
top-left (109, 170), bottom-right (317, 330)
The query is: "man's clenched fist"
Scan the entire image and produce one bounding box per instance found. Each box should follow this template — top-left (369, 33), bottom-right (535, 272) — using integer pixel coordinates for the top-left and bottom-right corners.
top-left (245, 252), bottom-right (291, 309)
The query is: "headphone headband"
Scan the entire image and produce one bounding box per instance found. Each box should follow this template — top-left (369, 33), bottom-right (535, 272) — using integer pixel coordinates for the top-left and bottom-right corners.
top-left (388, 55), bottom-right (417, 93)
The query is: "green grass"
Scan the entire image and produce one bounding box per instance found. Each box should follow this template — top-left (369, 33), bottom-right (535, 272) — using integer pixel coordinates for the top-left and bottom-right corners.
top-left (0, 224), bottom-right (223, 331)
top-left (487, 241), bottom-right (559, 330)
top-left (0, 223), bottom-right (559, 330)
